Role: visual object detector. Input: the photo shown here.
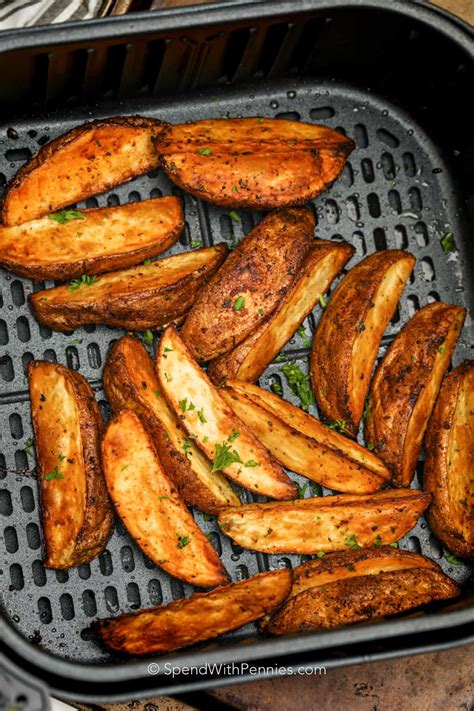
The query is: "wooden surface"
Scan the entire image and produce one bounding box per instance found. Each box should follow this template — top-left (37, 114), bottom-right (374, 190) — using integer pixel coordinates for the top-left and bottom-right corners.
top-left (71, 0), bottom-right (472, 709)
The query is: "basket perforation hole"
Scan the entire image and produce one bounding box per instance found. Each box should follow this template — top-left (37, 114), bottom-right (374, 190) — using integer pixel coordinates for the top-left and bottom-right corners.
top-left (407, 294), bottom-right (420, 318)
top-left (16, 316), bottom-right (31, 343)
top-left (428, 291), bottom-right (441, 303)
top-left (324, 199), bottom-right (339, 225)
top-left (235, 564), bottom-right (249, 581)
top-left (127, 582), bottom-right (141, 610)
top-left (0, 320), bottom-right (8, 345)
top-left (414, 221), bottom-right (429, 247)
top-left (361, 158), bottom-right (374, 183)
top-left (0, 355), bottom-right (14, 382)
top-left (42, 349), bottom-right (57, 363)
top-left (275, 110), bottom-right (301, 120)
top-left (106, 193), bottom-right (120, 207)
top-left (345, 195), bottom-right (360, 222)
top-left (309, 107), bottom-right (334, 120)
top-left (276, 557), bottom-right (292, 570)
top-left (390, 304), bottom-right (401, 326)
top-left (408, 187), bottom-right (422, 212)
top-left (38, 597), bottom-right (52, 624)
top-left (148, 579), bottom-right (163, 605)
top-left (87, 343), bottom-right (101, 369)
top-left (150, 187), bottom-right (162, 199)
top-left (340, 162), bottom-right (353, 187)
top-left (22, 352), bottom-right (33, 375)
top-left (83, 324), bottom-right (96, 334)
top-left (128, 190), bottom-right (141, 203)
top-left (0, 454), bottom-right (6, 481)
top-left (354, 123), bottom-right (368, 148)
top-left (60, 593), bottom-right (75, 621)
top-left (10, 280), bottom-right (25, 306)
top-left (420, 257), bottom-right (435, 282)
top-left (181, 221), bottom-right (191, 247)
top-left (32, 560), bottom-right (46, 587)
top-left (5, 147), bottom-right (32, 162)
top-left (20, 486), bottom-right (35, 513)
top-left (65, 346), bottom-right (80, 371)
top-left (78, 563), bottom-right (91, 580)
top-left (376, 128), bottom-right (399, 148)
top-left (373, 228), bottom-right (387, 251)
top-left (55, 570), bottom-right (69, 583)
top-left (207, 531), bottom-right (222, 556)
top-left (367, 193), bottom-right (381, 218)
top-left (120, 545), bottom-right (135, 572)
top-left (14, 450), bottom-right (28, 471)
top-left (82, 590), bottom-right (97, 617)
top-left (9, 412), bottom-right (23, 439)
top-left (10, 563), bottom-right (24, 591)
top-left (381, 152), bottom-right (395, 180)
top-left (85, 197), bottom-right (99, 209)
top-left (407, 536), bottom-right (422, 554)
top-left (388, 189), bottom-right (402, 214)
top-left (4, 526), bottom-right (18, 553)
top-left (99, 550), bottom-right (113, 576)
top-left (352, 230), bottom-right (367, 255)
top-left (26, 522), bottom-right (41, 549)
top-left (403, 152), bottom-right (417, 177)
top-left (104, 585), bottom-right (119, 613)
top-left (219, 214), bottom-right (233, 241)
top-left (39, 325), bottom-right (52, 340)
top-left (170, 578), bottom-right (184, 600)
top-left (429, 534), bottom-right (443, 559)
top-left (241, 212), bottom-right (255, 236)
top-left (394, 224), bottom-right (408, 249)
top-left (0, 489), bottom-right (13, 516)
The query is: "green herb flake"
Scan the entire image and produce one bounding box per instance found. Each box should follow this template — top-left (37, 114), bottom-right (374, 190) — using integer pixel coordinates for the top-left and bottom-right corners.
top-left (197, 408), bottom-right (207, 424)
top-left (158, 495), bottom-right (170, 500)
top-left (154, 390), bottom-right (160, 398)
top-left (344, 533), bottom-right (361, 550)
top-left (23, 437), bottom-right (34, 457)
top-left (179, 398), bottom-right (188, 413)
top-left (44, 465), bottom-right (63, 481)
top-left (438, 346), bottom-right (445, 354)
top-left (191, 240), bottom-right (202, 248)
top-left (228, 430), bottom-right (240, 442)
top-left (328, 419), bottom-right (349, 435)
top-left (445, 552), bottom-right (463, 565)
top-left (67, 274), bottom-right (99, 292)
top-left (367, 443), bottom-right (375, 451)
top-left (296, 324), bottom-right (311, 347)
top-left (196, 147), bottom-right (212, 156)
top-left (389, 542), bottom-right (399, 549)
top-left (257, 118), bottom-right (265, 124)
top-left (231, 186), bottom-right (239, 193)
top-left (177, 535), bottom-right (191, 549)
top-left (202, 436), bottom-right (208, 444)
top-left (49, 210), bottom-right (86, 225)
top-left (67, 338), bottom-right (82, 346)
top-left (229, 210), bottom-right (241, 222)
top-left (211, 440), bottom-right (242, 473)
top-left (57, 453), bottom-right (66, 462)
top-left (143, 258), bottom-right (152, 266)
top-left (316, 551), bottom-right (325, 558)
top-left (281, 362), bottom-right (314, 412)
top-left (374, 534), bottom-right (383, 547)
top-left (270, 381), bottom-right (283, 396)
top-left (319, 294), bottom-right (327, 309)
top-left (143, 330), bottom-right (154, 346)
top-left (440, 232), bottom-right (457, 253)
top-left (245, 460), bottom-right (261, 468)
top-left (233, 296), bottom-right (245, 312)
top-left (296, 482), bottom-right (308, 498)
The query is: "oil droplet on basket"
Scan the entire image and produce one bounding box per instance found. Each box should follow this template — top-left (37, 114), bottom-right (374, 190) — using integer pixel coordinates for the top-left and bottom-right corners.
top-left (12, 614), bottom-right (20, 623)
top-left (287, 90), bottom-right (297, 99)
top-left (269, 100), bottom-right (279, 109)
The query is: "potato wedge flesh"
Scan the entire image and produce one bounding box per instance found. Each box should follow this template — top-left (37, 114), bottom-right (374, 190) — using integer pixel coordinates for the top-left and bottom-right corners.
top-left (101, 409), bottom-right (228, 587)
top-left (96, 569), bottom-right (292, 655)
top-left (157, 327), bottom-right (297, 499)
top-left (448, 369), bottom-right (474, 545)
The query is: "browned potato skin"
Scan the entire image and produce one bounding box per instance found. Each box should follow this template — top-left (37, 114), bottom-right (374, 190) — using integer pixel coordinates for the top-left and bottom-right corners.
top-left (29, 361), bottom-right (114, 569)
top-left (2, 116), bottom-right (165, 226)
top-left (424, 361), bottom-right (474, 558)
top-left (365, 302), bottom-right (466, 487)
top-left (29, 245), bottom-right (227, 333)
top-left (311, 250), bottom-right (415, 437)
top-left (182, 208), bottom-right (315, 361)
top-left (0, 196), bottom-right (183, 281)
top-left (265, 567), bottom-right (459, 635)
top-left (157, 118), bottom-right (354, 210)
top-left (103, 335), bottom-right (240, 514)
top-left (96, 569), bottom-right (292, 655)
top-left (208, 240), bottom-right (354, 384)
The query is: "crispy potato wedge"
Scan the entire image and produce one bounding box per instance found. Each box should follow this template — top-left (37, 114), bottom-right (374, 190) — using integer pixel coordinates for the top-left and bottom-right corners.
top-left (217, 489), bottom-right (431, 554)
top-left (265, 567), bottom-right (459, 635)
top-left (96, 569), bottom-right (292, 655)
top-left (103, 335), bottom-right (240, 514)
top-left (29, 245), bottom-right (226, 332)
top-left (424, 361), bottom-right (474, 558)
top-left (2, 116), bottom-right (165, 226)
top-left (221, 381), bottom-right (390, 494)
top-left (182, 208), bottom-right (314, 361)
top-left (311, 250), bottom-right (415, 437)
top-left (0, 196), bottom-right (183, 281)
top-left (157, 326), bottom-right (297, 499)
top-left (157, 118), bottom-right (354, 210)
top-left (28, 361), bottom-right (114, 569)
top-left (101, 409), bottom-right (228, 587)
top-left (208, 240), bottom-right (354, 384)
top-left (365, 302), bottom-right (466, 487)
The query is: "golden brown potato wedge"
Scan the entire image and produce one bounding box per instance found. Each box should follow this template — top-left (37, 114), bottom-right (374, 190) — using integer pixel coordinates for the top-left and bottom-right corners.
top-left (157, 326), bottom-right (297, 499)
top-left (208, 240), bottom-right (354, 384)
top-left (424, 361), bottom-right (474, 558)
top-left (2, 116), bottom-right (165, 226)
top-left (29, 245), bottom-right (227, 333)
top-left (265, 567), bottom-right (459, 635)
top-left (182, 208), bottom-right (314, 361)
top-left (218, 489), bottom-right (431, 554)
top-left (365, 302), bottom-right (466, 487)
top-left (103, 335), bottom-right (240, 514)
top-left (156, 118), bottom-right (354, 210)
top-left (101, 409), bottom-right (228, 588)
top-left (221, 381), bottom-right (390, 494)
top-left (28, 361), bottom-right (114, 569)
top-left (96, 569), bottom-right (292, 655)
top-left (0, 196), bottom-right (183, 281)
top-left (311, 250), bottom-right (415, 437)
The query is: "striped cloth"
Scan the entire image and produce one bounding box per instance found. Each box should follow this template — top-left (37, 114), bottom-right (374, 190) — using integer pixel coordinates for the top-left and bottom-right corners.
top-left (0, 0), bottom-right (102, 28)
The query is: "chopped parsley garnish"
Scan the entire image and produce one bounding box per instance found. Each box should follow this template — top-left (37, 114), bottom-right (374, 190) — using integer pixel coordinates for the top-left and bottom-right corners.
top-left (367, 443), bottom-right (375, 451)
top-left (257, 308), bottom-right (264, 316)
top-left (229, 210), bottom-right (241, 222)
top-left (203, 513), bottom-right (215, 522)
top-left (57, 453), bottom-right (66, 462)
top-left (445, 552), bottom-right (462, 565)
top-left (344, 533), bottom-right (361, 550)
top-left (281, 362), bottom-right (314, 412)
top-left (270, 380), bottom-right (283, 396)
top-left (374, 534), bottom-right (383, 547)
top-left (296, 325), bottom-right (311, 347)
top-left (23, 437), bottom-right (34, 457)
top-left (328, 420), bottom-right (349, 435)
top-left (154, 390), bottom-right (160, 398)
top-left (231, 186), bottom-right (239, 193)
top-left (233, 296), bottom-right (245, 312)
top-left (245, 460), bottom-right (261, 468)
top-left (257, 118), bottom-right (265, 124)
top-left (440, 232), bottom-right (457, 253)
top-left (196, 147), bottom-right (212, 156)
top-left (158, 495), bottom-right (170, 500)
top-left (179, 398), bottom-right (195, 413)
top-left (68, 274), bottom-right (99, 292)
top-left (191, 240), bottom-right (202, 248)
top-left (143, 330), bottom-right (154, 346)
top-left (316, 551), bottom-right (326, 558)
top-left (67, 338), bottom-right (82, 346)
top-left (228, 429), bottom-right (240, 442)
top-left (296, 482), bottom-right (308, 498)
top-left (211, 439), bottom-right (242, 473)
top-left (44, 465), bottom-right (63, 481)
top-left (438, 346), bottom-right (445, 354)
top-left (197, 408), bottom-right (207, 423)
top-left (177, 535), bottom-right (190, 549)
top-left (319, 294), bottom-right (327, 309)
top-left (49, 210), bottom-right (86, 225)
top-left (143, 258), bottom-right (152, 265)
top-left (362, 398), bottom-right (372, 421)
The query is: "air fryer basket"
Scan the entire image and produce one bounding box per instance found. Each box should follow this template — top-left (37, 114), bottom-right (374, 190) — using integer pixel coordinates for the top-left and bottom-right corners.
top-left (0, 0), bottom-right (473, 703)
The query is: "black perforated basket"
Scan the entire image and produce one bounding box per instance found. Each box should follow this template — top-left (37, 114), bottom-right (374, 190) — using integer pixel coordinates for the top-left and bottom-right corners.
top-left (0, 0), bottom-right (473, 706)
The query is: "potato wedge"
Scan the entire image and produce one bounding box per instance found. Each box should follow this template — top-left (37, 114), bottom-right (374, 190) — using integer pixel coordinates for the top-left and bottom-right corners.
top-left (103, 335), bottom-right (240, 514)
top-left (29, 245), bottom-right (226, 333)
top-left (101, 409), bottom-right (228, 588)
top-left (265, 567), bottom-right (459, 635)
top-left (208, 240), bottom-right (354, 384)
top-left (217, 489), bottom-right (431, 554)
top-left (157, 326), bottom-right (297, 499)
top-left (0, 196), bottom-right (183, 281)
top-left (424, 361), bottom-right (474, 558)
top-left (156, 118), bottom-right (354, 210)
top-left (28, 361), bottom-right (114, 569)
top-left (182, 208), bottom-right (314, 361)
top-left (2, 116), bottom-right (165, 226)
top-left (311, 250), bottom-right (415, 437)
top-left (221, 381), bottom-right (390, 493)
top-left (365, 302), bottom-right (466, 487)
top-left (96, 569), bottom-right (292, 655)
